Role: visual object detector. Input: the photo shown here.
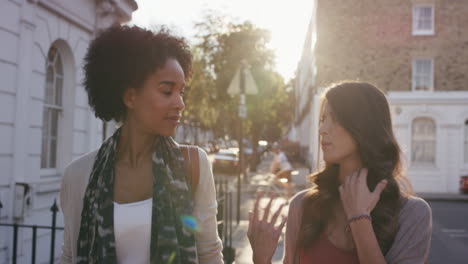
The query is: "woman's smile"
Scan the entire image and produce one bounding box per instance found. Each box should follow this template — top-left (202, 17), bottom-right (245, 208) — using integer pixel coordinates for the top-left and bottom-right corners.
top-left (165, 114), bottom-right (181, 126)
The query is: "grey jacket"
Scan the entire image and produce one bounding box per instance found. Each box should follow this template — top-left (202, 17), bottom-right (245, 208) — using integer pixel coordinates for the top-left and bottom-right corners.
top-left (283, 189), bottom-right (432, 264)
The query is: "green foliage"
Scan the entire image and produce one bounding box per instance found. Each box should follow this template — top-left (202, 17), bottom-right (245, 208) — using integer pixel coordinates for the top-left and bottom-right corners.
top-left (184, 11), bottom-right (294, 145)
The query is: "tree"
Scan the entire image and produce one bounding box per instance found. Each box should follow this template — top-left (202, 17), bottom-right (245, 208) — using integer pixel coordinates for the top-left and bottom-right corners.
top-left (185, 12), bottom-right (294, 164)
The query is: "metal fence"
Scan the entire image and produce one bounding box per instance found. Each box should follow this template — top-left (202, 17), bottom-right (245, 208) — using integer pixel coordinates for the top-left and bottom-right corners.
top-left (0, 181), bottom-right (234, 264)
top-left (215, 176), bottom-right (235, 264)
top-left (0, 200), bottom-right (63, 264)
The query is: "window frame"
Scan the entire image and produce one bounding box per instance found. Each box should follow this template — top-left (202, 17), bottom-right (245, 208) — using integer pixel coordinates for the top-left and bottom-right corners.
top-left (40, 46), bottom-right (64, 171)
top-left (412, 4), bottom-right (435, 36)
top-left (411, 117), bottom-right (437, 167)
top-left (412, 58), bottom-right (434, 92)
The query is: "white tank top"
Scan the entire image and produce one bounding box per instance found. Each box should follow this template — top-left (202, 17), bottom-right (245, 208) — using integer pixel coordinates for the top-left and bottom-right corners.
top-left (113, 198), bottom-right (152, 264)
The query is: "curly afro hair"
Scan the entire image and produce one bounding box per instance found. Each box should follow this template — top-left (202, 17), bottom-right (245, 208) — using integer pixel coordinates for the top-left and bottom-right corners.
top-left (83, 25), bottom-right (193, 122)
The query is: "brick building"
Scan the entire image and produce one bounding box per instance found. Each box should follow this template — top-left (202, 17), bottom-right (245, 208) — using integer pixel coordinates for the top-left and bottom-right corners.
top-left (290, 0), bottom-right (468, 193)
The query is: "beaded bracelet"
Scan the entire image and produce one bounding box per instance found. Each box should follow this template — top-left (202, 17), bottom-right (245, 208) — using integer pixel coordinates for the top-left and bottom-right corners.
top-left (345, 214), bottom-right (372, 233)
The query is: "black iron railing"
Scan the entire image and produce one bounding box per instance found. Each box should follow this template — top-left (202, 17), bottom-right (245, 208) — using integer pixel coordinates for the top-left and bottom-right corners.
top-left (215, 176), bottom-right (235, 264)
top-left (0, 199), bottom-right (63, 264)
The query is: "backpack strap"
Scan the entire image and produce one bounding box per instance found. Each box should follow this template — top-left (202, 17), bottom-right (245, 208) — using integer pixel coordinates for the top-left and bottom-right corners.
top-left (180, 145), bottom-right (200, 194)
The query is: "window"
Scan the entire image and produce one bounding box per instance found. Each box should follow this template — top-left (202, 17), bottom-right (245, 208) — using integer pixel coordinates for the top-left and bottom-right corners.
top-left (411, 118), bottom-right (436, 165)
top-left (413, 4), bottom-right (434, 35)
top-left (465, 120), bottom-right (468, 164)
top-left (41, 46), bottom-right (63, 169)
top-left (412, 58), bottom-right (433, 91)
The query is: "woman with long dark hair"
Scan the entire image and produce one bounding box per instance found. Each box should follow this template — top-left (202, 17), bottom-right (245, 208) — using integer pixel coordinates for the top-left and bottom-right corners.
top-left (248, 82), bottom-right (432, 264)
top-left (59, 25), bottom-right (223, 264)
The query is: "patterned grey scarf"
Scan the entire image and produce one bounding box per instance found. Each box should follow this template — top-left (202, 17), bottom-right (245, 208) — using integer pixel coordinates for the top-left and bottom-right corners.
top-left (76, 128), bottom-right (198, 264)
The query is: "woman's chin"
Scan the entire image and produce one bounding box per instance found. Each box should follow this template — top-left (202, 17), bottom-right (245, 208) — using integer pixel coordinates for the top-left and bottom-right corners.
top-left (150, 128), bottom-right (177, 137)
top-left (323, 155), bottom-right (338, 164)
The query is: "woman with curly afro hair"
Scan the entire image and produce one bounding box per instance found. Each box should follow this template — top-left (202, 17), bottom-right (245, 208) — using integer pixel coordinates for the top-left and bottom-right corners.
top-left (59, 25), bottom-right (223, 264)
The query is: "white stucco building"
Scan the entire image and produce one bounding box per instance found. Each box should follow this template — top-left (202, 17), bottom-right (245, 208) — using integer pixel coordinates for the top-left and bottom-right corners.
top-left (287, 0), bottom-right (320, 172)
top-left (388, 92), bottom-right (468, 193)
top-left (0, 0), bottom-right (137, 262)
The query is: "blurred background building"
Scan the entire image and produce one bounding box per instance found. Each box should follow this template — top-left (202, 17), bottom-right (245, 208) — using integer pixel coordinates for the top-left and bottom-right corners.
top-left (290, 0), bottom-right (468, 193)
top-left (0, 0), bottom-right (137, 262)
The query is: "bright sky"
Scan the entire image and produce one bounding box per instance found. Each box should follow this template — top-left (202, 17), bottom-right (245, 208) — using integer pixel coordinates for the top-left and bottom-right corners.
top-left (130, 0), bottom-right (314, 81)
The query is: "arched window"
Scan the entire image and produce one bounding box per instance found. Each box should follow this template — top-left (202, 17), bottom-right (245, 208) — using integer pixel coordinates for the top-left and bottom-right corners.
top-left (41, 46), bottom-right (63, 169)
top-left (464, 119), bottom-right (468, 164)
top-left (411, 117), bottom-right (436, 165)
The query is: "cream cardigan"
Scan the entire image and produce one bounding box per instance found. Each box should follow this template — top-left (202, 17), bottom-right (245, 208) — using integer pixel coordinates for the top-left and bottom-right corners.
top-left (59, 148), bottom-right (224, 264)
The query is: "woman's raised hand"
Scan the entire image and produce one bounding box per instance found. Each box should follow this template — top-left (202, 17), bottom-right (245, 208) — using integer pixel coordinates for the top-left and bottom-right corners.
top-left (247, 192), bottom-right (287, 264)
top-left (339, 168), bottom-right (388, 218)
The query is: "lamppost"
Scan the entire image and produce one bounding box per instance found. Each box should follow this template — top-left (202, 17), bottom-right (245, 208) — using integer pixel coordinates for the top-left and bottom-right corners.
top-left (228, 60), bottom-right (258, 224)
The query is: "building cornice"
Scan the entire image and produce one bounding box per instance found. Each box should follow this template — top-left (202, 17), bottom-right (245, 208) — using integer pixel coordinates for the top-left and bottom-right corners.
top-left (95, 0), bottom-right (138, 32)
top-left (388, 91), bottom-right (468, 105)
top-left (96, 0), bottom-right (138, 23)
top-left (113, 0), bottom-right (138, 21)
top-left (36, 0), bottom-right (138, 35)
top-left (37, 0), bottom-right (94, 33)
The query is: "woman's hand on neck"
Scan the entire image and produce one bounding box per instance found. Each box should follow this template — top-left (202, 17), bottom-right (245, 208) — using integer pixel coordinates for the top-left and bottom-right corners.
top-left (116, 119), bottom-right (156, 168)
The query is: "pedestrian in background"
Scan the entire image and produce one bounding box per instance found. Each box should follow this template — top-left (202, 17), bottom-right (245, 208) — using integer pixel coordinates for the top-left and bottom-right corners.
top-left (270, 143), bottom-right (294, 198)
top-left (248, 81), bottom-right (432, 264)
top-left (59, 25), bottom-right (223, 264)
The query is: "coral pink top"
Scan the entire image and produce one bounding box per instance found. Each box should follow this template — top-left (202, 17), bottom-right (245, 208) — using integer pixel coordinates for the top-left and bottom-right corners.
top-left (299, 233), bottom-right (359, 264)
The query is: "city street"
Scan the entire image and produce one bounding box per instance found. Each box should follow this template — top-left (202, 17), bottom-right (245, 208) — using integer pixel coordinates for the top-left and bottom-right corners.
top-left (428, 201), bottom-right (468, 264)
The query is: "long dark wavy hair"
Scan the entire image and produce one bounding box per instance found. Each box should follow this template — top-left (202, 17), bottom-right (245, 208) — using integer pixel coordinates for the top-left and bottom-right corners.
top-left (297, 81), bottom-right (412, 255)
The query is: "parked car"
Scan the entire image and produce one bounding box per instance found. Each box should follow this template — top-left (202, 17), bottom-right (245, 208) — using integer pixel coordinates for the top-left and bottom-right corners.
top-left (212, 149), bottom-right (239, 174)
top-left (460, 175), bottom-right (468, 194)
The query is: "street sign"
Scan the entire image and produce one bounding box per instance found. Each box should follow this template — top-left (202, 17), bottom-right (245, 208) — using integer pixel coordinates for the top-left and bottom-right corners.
top-left (244, 68), bottom-right (258, 95)
top-left (227, 66), bottom-right (259, 96)
top-left (227, 68), bottom-right (241, 96)
top-left (239, 104), bottom-right (247, 118)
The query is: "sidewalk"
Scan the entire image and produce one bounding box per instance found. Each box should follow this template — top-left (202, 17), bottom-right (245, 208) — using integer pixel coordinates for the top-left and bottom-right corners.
top-left (231, 153), bottom-right (290, 264)
top-left (417, 192), bottom-right (468, 202)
